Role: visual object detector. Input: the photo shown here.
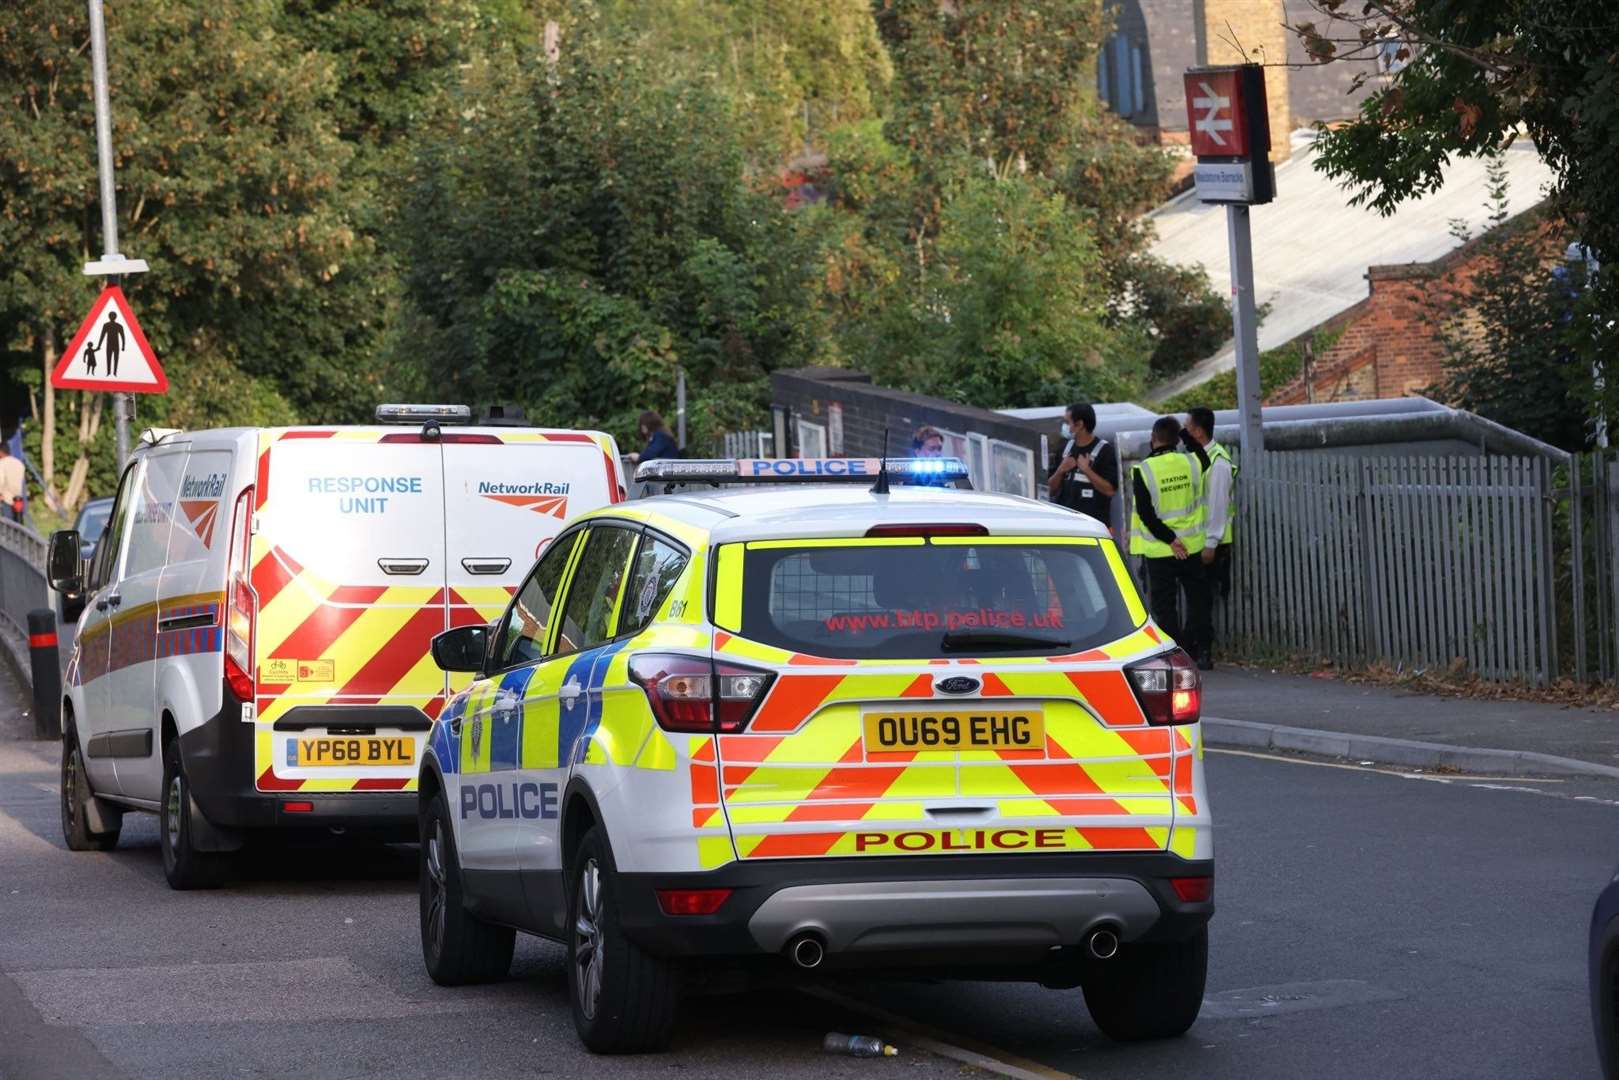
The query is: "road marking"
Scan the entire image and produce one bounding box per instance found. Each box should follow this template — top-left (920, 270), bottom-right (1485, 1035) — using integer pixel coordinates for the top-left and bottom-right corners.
top-left (802, 986), bottom-right (1082, 1080)
top-left (1209, 748), bottom-right (1564, 784)
top-left (1209, 748), bottom-right (1619, 807)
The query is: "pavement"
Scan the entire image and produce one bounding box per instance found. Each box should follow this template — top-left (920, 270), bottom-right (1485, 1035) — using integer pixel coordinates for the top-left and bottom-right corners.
top-left (1201, 667), bottom-right (1619, 779)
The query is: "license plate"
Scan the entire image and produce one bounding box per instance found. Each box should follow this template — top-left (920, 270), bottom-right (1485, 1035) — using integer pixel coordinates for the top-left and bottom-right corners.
top-left (862, 710), bottom-right (1045, 751)
top-left (294, 736), bottom-right (414, 767)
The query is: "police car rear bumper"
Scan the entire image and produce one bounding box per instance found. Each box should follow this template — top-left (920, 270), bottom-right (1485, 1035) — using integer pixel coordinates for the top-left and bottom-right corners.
top-left (615, 852), bottom-right (1211, 964)
top-left (180, 694), bottom-right (415, 833)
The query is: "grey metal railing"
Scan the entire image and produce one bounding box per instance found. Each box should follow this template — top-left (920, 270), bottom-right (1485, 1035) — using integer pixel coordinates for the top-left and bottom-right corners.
top-left (0, 518), bottom-right (49, 681)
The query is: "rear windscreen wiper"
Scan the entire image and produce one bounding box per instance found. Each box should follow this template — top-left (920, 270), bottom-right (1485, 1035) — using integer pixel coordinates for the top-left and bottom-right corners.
top-left (939, 630), bottom-right (1072, 652)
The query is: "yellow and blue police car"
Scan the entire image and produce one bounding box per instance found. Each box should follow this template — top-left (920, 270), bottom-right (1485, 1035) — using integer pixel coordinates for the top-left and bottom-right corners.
top-left (417, 456), bottom-right (1213, 1053)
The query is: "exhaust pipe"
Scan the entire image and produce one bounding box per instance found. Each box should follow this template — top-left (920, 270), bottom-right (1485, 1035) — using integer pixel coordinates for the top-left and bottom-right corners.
top-left (1086, 925), bottom-right (1120, 961)
top-left (787, 931), bottom-right (826, 970)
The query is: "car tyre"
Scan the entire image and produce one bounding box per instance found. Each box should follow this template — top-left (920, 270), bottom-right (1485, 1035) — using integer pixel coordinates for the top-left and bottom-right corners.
top-left (568, 825), bottom-right (679, 1054)
top-left (1082, 926), bottom-right (1207, 1041)
top-left (61, 726), bottom-right (120, 852)
top-left (419, 791), bottom-right (515, 985)
top-left (159, 739), bottom-right (230, 890)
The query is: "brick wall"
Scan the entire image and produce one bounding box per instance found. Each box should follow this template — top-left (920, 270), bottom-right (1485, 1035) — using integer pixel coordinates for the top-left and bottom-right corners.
top-left (1266, 209), bottom-right (1562, 406)
top-left (1200, 0), bottom-right (1292, 161)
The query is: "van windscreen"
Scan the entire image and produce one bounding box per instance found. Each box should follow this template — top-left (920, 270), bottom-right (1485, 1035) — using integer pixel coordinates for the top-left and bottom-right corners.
top-left (732, 538), bottom-right (1138, 659)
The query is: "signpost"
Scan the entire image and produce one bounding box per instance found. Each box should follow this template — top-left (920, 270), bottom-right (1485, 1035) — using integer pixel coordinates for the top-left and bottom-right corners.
top-left (69, 0), bottom-right (156, 473)
top-left (51, 286), bottom-right (167, 393)
top-left (1183, 64), bottom-right (1274, 457)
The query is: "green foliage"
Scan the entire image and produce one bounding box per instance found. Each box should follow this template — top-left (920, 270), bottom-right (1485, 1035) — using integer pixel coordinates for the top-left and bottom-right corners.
top-left (393, 37), bottom-right (823, 448)
top-left (1118, 257), bottom-right (1232, 379)
top-left (1158, 325), bottom-right (1346, 413)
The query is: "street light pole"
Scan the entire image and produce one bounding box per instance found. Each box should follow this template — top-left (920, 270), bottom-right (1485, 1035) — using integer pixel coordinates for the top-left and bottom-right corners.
top-left (87, 0), bottom-right (130, 472)
top-left (1227, 204), bottom-right (1265, 458)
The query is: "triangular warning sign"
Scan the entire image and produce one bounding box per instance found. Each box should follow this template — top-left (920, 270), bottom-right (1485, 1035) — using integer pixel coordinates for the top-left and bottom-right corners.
top-left (51, 285), bottom-right (167, 394)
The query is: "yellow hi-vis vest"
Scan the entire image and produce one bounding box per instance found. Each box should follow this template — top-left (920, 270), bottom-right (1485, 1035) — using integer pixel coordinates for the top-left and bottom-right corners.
top-left (1205, 440), bottom-right (1237, 544)
top-left (1129, 451), bottom-right (1205, 557)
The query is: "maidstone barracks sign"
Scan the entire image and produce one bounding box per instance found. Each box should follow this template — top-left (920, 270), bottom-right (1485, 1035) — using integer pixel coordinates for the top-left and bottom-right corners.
top-left (1182, 65), bottom-right (1275, 206)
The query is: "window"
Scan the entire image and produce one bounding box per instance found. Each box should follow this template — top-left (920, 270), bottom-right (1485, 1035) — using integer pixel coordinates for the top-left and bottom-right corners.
top-left (795, 420), bottom-right (828, 459)
top-left (618, 535), bottom-right (689, 638)
top-left (989, 440), bottom-right (1036, 498)
top-left (495, 532), bottom-right (579, 669)
top-left (89, 464), bottom-right (138, 592)
top-left (556, 526), bottom-right (641, 653)
top-left (123, 451), bottom-right (184, 577)
top-left (739, 540), bottom-right (1135, 660)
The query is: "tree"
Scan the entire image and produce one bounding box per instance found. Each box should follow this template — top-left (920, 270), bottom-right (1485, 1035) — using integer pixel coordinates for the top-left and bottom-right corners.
top-left (391, 33), bottom-right (824, 446)
top-left (1288, 0), bottom-right (1619, 446)
top-left (0, 0), bottom-right (378, 510)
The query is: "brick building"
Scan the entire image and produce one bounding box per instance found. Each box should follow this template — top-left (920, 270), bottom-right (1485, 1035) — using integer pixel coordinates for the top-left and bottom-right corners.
top-left (1100, 0), bottom-right (1379, 163)
top-left (1266, 207), bottom-right (1564, 405)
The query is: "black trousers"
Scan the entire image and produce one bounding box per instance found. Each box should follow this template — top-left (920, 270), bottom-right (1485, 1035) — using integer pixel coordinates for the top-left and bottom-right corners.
top-left (1144, 554), bottom-right (1212, 659)
top-left (1208, 543), bottom-right (1232, 602)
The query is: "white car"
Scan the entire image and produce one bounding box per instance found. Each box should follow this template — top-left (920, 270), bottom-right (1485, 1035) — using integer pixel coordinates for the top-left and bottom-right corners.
top-left (418, 458), bottom-right (1213, 1052)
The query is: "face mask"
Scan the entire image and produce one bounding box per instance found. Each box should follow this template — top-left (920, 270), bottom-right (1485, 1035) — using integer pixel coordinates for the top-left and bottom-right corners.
top-left (1060, 422), bottom-right (1072, 439)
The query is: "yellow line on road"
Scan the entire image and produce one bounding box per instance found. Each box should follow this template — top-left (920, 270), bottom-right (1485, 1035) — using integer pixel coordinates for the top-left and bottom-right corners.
top-left (801, 986), bottom-right (1083, 1080)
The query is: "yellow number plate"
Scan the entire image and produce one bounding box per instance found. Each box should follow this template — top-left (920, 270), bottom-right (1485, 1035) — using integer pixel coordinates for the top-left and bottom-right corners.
top-left (863, 710), bottom-right (1045, 751)
top-left (295, 736), bottom-right (414, 767)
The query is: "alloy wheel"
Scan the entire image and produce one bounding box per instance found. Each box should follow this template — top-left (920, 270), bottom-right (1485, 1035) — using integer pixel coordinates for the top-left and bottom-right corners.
top-left (424, 818), bottom-right (448, 957)
top-left (574, 858), bottom-right (604, 1020)
top-left (165, 774), bottom-right (183, 859)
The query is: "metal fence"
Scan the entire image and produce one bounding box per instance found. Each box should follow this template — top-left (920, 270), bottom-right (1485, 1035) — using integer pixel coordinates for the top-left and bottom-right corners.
top-left (0, 519), bottom-right (48, 682)
top-left (1209, 452), bottom-right (1562, 683)
top-left (717, 430), bottom-right (774, 458)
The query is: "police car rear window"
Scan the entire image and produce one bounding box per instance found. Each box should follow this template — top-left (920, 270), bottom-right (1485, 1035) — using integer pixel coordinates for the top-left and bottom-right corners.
top-left (734, 540), bottom-right (1137, 659)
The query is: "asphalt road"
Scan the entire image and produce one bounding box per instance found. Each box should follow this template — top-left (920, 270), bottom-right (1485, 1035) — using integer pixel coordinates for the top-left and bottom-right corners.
top-left (2, 719), bottom-right (1613, 1079)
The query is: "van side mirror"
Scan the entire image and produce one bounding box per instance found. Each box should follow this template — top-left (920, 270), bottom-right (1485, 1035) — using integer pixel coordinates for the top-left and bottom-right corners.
top-left (47, 530), bottom-right (84, 594)
top-left (431, 625), bottom-right (489, 673)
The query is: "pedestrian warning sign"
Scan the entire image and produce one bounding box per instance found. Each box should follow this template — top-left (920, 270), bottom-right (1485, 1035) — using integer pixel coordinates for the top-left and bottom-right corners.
top-left (50, 285), bottom-right (167, 393)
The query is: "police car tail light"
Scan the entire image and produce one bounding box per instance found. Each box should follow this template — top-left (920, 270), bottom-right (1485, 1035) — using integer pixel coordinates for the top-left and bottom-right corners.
top-left (224, 487), bottom-right (257, 703)
top-left (628, 654), bottom-right (775, 733)
top-left (1124, 650), bottom-right (1201, 725)
top-left (655, 888), bottom-right (733, 916)
top-left (864, 523), bottom-right (988, 538)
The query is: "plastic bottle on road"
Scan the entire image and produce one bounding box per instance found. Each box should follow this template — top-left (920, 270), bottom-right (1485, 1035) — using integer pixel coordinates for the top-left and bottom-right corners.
top-left (823, 1032), bottom-right (898, 1057)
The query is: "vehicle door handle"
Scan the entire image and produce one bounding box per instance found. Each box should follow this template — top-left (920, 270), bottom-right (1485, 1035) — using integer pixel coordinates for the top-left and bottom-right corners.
top-left (461, 557), bottom-right (512, 575)
top-left (104, 593), bottom-right (122, 610)
top-left (378, 558), bottom-right (429, 576)
top-left (94, 598), bottom-right (108, 612)
top-left (925, 805), bottom-right (994, 819)
top-left (558, 683), bottom-right (583, 704)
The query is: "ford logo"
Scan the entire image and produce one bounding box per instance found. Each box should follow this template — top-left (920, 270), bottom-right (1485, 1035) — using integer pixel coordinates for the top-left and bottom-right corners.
top-left (936, 675), bottom-right (980, 695)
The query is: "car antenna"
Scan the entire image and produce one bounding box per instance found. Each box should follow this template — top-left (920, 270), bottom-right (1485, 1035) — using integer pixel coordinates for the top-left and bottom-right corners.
top-left (871, 427), bottom-right (892, 495)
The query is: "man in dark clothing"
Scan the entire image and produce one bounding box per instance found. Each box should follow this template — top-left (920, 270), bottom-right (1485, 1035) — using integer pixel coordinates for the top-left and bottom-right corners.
top-left (1128, 416), bottom-right (1213, 668)
top-left (628, 410), bottom-right (679, 464)
top-left (1046, 402), bottom-right (1119, 529)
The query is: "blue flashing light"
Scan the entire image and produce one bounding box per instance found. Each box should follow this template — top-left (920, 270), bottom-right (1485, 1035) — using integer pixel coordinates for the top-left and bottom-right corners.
top-left (635, 456), bottom-right (970, 486)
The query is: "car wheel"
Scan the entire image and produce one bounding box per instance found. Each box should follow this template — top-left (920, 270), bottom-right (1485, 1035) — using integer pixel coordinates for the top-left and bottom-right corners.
top-left (568, 825), bottom-right (679, 1054)
top-left (1082, 926), bottom-right (1207, 1041)
top-left (159, 739), bottom-right (230, 890)
top-left (419, 791), bottom-right (514, 985)
top-left (60, 729), bottom-right (120, 852)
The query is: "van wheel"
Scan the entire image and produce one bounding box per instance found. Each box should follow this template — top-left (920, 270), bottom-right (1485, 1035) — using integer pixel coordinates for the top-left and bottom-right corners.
top-left (419, 792), bottom-right (514, 985)
top-left (61, 731), bottom-right (120, 852)
top-left (159, 740), bottom-right (229, 890)
top-left (1082, 926), bottom-right (1207, 1041)
top-left (568, 826), bottom-right (679, 1054)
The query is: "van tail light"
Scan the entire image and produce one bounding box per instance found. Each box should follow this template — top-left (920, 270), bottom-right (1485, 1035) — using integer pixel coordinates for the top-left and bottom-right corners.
top-left (1124, 649), bottom-right (1201, 725)
top-left (628, 654), bottom-right (774, 734)
top-left (224, 487), bottom-right (257, 703)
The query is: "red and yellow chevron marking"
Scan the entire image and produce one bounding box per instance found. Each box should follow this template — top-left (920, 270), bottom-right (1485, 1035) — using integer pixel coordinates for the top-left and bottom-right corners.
top-left (710, 655), bottom-right (1180, 859)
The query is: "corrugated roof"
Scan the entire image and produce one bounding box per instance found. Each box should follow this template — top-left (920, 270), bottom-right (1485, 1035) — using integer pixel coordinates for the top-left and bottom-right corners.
top-left (1148, 131), bottom-right (1555, 400)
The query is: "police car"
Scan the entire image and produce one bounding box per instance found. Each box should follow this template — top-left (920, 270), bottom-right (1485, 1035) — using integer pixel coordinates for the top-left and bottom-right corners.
top-left (417, 456), bottom-right (1213, 1052)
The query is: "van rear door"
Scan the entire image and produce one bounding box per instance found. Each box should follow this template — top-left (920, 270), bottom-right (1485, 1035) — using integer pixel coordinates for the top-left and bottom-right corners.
top-left (441, 431), bottom-right (620, 640)
top-left (251, 430), bottom-right (448, 793)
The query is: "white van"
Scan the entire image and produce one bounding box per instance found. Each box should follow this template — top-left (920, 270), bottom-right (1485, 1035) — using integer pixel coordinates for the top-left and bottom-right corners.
top-left (47, 405), bottom-right (625, 888)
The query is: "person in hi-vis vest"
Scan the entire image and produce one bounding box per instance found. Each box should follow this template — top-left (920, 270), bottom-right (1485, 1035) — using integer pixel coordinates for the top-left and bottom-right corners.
top-left (1129, 416), bottom-right (1213, 668)
top-left (1185, 408), bottom-right (1236, 658)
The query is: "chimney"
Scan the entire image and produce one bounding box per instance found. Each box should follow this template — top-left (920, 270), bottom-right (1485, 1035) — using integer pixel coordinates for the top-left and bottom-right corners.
top-left (1196, 0), bottom-right (1292, 161)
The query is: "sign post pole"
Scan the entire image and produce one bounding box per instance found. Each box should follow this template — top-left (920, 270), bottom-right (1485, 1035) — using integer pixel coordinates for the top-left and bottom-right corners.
top-left (1227, 204), bottom-right (1263, 457)
top-left (87, 0), bottom-right (130, 472)
top-left (1184, 64), bottom-right (1274, 457)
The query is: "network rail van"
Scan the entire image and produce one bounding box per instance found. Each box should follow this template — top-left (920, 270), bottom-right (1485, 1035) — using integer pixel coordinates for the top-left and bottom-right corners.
top-left (46, 404), bottom-right (625, 889)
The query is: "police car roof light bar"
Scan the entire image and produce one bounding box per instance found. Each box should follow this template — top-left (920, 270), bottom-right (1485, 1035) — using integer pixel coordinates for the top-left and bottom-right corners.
top-left (375, 403), bottom-right (473, 425)
top-left (633, 457), bottom-right (970, 486)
